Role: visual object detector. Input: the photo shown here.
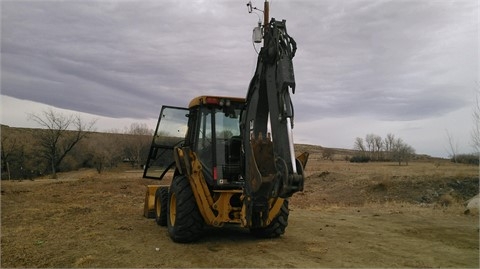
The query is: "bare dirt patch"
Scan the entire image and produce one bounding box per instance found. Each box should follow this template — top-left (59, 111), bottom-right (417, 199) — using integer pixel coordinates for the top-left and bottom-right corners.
top-left (1, 160), bottom-right (478, 268)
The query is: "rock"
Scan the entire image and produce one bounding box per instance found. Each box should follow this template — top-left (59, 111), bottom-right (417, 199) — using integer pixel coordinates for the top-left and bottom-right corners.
top-left (465, 194), bottom-right (479, 215)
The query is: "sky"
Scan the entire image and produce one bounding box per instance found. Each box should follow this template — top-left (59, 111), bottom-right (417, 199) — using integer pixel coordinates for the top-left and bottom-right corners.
top-left (1, 0), bottom-right (478, 158)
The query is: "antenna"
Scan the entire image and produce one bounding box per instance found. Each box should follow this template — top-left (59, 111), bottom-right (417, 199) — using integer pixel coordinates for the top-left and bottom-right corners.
top-left (246, 1), bottom-right (264, 15)
top-left (247, 1), bottom-right (264, 44)
top-left (246, 1), bottom-right (268, 26)
top-left (246, 1), bottom-right (253, 13)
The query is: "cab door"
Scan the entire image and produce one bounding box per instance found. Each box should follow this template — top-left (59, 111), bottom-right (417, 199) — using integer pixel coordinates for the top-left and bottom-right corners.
top-left (143, 106), bottom-right (189, 180)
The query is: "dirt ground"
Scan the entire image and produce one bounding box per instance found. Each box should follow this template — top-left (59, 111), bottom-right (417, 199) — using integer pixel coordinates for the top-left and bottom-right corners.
top-left (1, 159), bottom-right (479, 268)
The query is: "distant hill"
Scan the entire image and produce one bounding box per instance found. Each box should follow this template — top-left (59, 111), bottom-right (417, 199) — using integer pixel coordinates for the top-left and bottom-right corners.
top-left (2, 125), bottom-right (441, 180)
top-left (1, 124), bottom-right (437, 161)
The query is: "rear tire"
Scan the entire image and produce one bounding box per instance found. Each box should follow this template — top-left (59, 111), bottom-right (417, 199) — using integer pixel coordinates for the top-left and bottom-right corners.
top-left (154, 187), bottom-right (169, 226)
top-left (167, 176), bottom-right (204, 243)
top-left (250, 199), bottom-right (289, 238)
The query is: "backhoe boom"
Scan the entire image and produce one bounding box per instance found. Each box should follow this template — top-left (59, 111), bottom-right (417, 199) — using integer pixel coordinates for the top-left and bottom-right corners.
top-left (241, 18), bottom-right (306, 227)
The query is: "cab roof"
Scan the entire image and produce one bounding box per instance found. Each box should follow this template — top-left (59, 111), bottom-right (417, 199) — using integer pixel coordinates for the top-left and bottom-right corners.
top-left (188, 96), bottom-right (245, 109)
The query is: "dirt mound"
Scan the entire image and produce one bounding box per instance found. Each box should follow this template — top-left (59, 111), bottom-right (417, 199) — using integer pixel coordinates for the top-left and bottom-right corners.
top-left (293, 160), bottom-right (479, 208)
top-left (369, 176), bottom-right (479, 204)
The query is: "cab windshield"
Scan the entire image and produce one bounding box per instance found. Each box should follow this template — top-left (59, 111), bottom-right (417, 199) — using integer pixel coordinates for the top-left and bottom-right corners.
top-left (195, 105), bottom-right (242, 182)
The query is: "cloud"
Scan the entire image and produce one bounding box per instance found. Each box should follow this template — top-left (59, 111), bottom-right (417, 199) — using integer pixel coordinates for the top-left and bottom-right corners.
top-left (1, 1), bottom-right (255, 118)
top-left (289, 0), bottom-right (477, 121)
top-left (1, 0), bottom-right (477, 157)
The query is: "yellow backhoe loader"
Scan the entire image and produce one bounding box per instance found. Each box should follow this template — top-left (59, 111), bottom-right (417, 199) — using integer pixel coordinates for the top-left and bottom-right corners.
top-left (142, 0), bottom-right (309, 243)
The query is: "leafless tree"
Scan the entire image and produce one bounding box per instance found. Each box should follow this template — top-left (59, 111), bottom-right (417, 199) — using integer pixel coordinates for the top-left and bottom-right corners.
top-left (90, 134), bottom-right (123, 173)
top-left (373, 135), bottom-right (383, 160)
top-left (392, 138), bottom-right (415, 165)
top-left (472, 88), bottom-right (480, 177)
top-left (353, 133), bottom-right (415, 164)
top-left (29, 109), bottom-right (96, 178)
top-left (1, 134), bottom-right (18, 180)
top-left (123, 123), bottom-right (153, 168)
top-left (365, 133), bottom-right (375, 158)
top-left (354, 137), bottom-right (366, 155)
top-left (384, 133), bottom-right (395, 160)
top-left (322, 148), bottom-right (335, 161)
top-left (445, 129), bottom-right (458, 163)
top-left (124, 123), bottom-right (152, 136)
top-left (472, 89), bottom-right (480, 154)
top-left (403, 145), bottom-right (415, 165)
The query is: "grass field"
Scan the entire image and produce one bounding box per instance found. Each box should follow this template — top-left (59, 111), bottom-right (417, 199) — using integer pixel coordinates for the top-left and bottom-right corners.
top-left (1, 156), bottom-right (478, 267)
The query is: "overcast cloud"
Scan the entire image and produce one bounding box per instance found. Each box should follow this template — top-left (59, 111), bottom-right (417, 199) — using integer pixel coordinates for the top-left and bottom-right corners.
top-left (1, 0), bottom-right (478, 157)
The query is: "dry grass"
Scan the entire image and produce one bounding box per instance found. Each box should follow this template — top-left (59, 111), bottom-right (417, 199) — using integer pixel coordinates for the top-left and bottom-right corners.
top-left (293, 156), bottom-right (478, 209)
top-left (1, 162), bottom-right (478, 268)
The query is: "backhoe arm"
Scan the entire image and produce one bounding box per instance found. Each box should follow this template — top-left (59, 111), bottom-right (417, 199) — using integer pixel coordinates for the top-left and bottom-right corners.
top-left (241, 18), bottom-right (308, 227)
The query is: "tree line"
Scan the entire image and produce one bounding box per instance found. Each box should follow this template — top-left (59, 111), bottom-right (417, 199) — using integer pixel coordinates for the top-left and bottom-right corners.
top-left (353, 133), bottom-right (415, 165)
top-left (1, 109), bottom-right (153, 180)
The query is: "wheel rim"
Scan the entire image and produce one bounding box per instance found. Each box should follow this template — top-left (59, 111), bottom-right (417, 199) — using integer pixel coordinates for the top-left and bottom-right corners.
top-left (169, 192), bottom-right (177, 226)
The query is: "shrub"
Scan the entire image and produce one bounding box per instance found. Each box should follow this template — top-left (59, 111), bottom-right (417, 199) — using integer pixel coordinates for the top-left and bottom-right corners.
top-left (350, 155), bottom-right (370, 163)
top-left (453, 154), bottom-right (479, 165)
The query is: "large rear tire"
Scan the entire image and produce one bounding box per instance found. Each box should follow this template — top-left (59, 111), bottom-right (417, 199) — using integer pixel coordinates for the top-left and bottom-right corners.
top-left (250, 199), bottom-right (289, 238)
top-left (154, 187), bottom-right (169, 226)
top-left (167, 175), bottom-right (204, 243)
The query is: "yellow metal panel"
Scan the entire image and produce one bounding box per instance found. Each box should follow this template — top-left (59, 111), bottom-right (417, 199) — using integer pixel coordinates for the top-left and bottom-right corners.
top-left (143, 185), bottom-right (169, 218)
top-left (267, 198), bottom-right (285, 225)
top-left (186, 150), bottom-right (218, 225)
top-left (212, 190), bottom-right (243, 225)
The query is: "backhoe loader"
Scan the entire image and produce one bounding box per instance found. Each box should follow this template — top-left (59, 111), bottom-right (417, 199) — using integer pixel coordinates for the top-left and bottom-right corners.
top-left (142, 0), bottom-right (309, 243)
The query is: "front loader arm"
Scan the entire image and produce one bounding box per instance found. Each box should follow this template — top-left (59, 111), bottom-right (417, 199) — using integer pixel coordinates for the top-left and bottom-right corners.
top-left (241, 18), bottom-right (308, 227)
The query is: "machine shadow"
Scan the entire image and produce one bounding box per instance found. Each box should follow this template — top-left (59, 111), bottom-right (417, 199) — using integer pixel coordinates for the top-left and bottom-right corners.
top-left (197, 224), bottom-right (274, 244)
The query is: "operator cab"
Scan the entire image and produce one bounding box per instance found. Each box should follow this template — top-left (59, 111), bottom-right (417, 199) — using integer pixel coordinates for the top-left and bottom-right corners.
top-left (187, 96), bottom-right (245, 188)
top-left (143, 96), bottom-right (245, 189)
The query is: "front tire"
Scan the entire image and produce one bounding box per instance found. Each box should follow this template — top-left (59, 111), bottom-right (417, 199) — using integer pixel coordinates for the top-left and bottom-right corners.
top-left (167, 176), bottom-right (204, 243)
top-left (154, 187), bottom-right (168, 226)
top-left (250, 199), bottom-right (289, 238)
